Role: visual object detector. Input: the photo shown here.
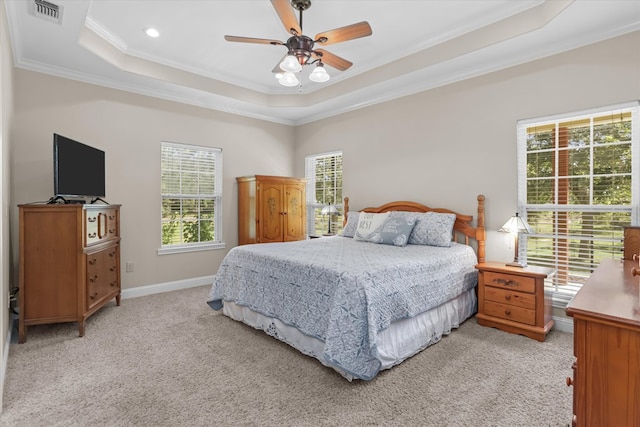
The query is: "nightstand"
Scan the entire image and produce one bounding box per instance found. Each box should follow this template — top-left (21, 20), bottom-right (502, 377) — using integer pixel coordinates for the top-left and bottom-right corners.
top-left (475, 262), bottom-right (555, 342)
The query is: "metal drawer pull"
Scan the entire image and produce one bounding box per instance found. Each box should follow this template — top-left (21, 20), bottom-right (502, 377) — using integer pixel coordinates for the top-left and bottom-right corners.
top-left (88, 258), bottom-right (97, 265)
top-left (89, 275), bottom-right (98, 283)
top-left (504, 309), bottom-right (511, 315)
top-left (89, 292), bottom-right (98, 300)
top-left (87, 217), bottom-right (97, 223)
top-left (493, 278), bottom-right (520, 287)
top-left (88, 232), bottom-right (97, 238)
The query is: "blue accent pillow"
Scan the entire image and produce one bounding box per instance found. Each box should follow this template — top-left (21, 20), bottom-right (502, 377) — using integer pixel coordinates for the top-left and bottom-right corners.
top-left (341, 212), bottom-right (360, 238)
top-left (379, 212), bottom-right (419, 247)
top-left (408, 212), bottom-right (456, 247)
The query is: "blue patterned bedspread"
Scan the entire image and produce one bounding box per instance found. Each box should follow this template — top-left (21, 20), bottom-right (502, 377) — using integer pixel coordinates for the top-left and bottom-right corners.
top-left (208, 236), bottom-right (478, 380)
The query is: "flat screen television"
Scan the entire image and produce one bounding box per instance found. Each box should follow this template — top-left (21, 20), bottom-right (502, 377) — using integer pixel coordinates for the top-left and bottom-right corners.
top-left (53, 133), bottom-right (105, 201)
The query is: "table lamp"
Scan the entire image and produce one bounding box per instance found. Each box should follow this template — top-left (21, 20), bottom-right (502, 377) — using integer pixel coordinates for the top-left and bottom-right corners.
top-left (499, 212), bottom-right (533, 268)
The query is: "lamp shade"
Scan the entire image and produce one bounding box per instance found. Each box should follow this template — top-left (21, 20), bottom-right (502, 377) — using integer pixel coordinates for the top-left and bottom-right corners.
top-left (279, 55), bottom-right (302, 73)
top-left (309, 64), bottom-right (330, 83)
top-left (499, 213), bottom-right (533, 234)
top-left (321, 204), bottom-right (339, 215)
top-left (279, 71), bottom-right (299, 87)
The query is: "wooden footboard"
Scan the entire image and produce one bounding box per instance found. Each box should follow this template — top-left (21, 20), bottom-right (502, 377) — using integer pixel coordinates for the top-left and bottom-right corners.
top-left (343, 195), bottom-right (486, 263)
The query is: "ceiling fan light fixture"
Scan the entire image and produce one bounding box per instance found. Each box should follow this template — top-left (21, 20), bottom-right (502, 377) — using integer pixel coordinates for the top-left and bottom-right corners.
top-left (279, 71), bottom-right (299, 87)
top-left (145, 28), bottom-right (159, 38)
top-left (274, 72), bottom-right (284, 80)
top-left (309, 63), bottom-right (330, 83)
top-left (280, 54), bottom-right (302, 72)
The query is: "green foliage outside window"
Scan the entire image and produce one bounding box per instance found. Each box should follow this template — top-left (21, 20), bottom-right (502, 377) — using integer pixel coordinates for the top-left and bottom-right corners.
top-left (307, 153), bottom-right (343, 236)
top-left (523, 110), bottom-right (635, 290)
top-left (161, 142), bottom-right (220, 247)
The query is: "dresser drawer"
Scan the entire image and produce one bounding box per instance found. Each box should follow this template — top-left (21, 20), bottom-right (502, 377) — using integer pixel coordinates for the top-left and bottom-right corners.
top-left (484, 301), bottom-right (536, 326)
top-left (85, 208), bottom-right (119, 246)
top-left (484, 287), bottom-right (535, 310)
top-left (86, 245), bottom-right (119, 311)
top-left (484, 271), bottom-right (535, 293)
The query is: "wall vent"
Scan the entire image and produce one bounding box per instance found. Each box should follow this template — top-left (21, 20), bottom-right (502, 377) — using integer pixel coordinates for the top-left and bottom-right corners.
top-left (29, 0), bottom-right (63, 25)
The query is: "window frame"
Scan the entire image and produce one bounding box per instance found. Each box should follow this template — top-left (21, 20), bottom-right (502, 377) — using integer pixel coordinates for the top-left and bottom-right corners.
top-left (517, 101), bottom-right (640, 306)
top-left (305, 150), bottom-right (343, 237)
top-left (158, 141), bottom-right (224, 255)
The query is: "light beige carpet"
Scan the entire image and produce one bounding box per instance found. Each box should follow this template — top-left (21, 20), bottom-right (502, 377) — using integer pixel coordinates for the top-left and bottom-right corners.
top-left (2, 285), bottom-right (573, 426)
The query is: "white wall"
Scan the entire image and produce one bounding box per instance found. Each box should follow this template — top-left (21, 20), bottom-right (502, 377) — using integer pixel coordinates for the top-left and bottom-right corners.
top-left (11, 71), bottom-right (296, 290)
top-left (7, 29), bottom-right (640, 308)
top-left (0, 0), bottom-right (14, 410)
top-left (294, 30), bottom-right (640, 264)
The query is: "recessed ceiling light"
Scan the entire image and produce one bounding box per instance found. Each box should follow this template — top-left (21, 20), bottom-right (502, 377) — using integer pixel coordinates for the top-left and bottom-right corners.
top-left (145, 28), bottom-right (159, 38)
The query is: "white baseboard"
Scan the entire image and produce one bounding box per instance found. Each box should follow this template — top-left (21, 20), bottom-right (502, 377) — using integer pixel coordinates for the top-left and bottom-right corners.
top-left (121, 275), bottom-right (215, 299)
top-left (552, 315), bottom-right (574, 334)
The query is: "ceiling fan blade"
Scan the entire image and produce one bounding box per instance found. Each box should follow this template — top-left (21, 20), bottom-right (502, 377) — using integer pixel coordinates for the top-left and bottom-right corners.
top-left (224, 35), bottom-right (284, 46)
top-left (315, 21), bottom-right (372, 46)
top-left (314, 49), bottom-right (352, 71)
top-left (271, 0), bottom-right (302, 36)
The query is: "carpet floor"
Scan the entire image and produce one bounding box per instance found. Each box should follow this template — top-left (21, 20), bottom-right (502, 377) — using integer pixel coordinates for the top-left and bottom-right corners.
top-left (1, 285), bottom-right (573, 426)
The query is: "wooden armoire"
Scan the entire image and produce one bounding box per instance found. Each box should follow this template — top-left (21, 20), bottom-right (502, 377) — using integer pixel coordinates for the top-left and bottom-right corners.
top-left (236, 175), bottom-right (306, 245)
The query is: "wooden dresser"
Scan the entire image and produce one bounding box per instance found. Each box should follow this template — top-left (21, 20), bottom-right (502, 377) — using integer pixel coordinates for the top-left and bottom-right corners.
top-left (565, 259), bottom-right (640, 427)
top-left (18, 203), bottom-right (121, 343)
top-left (236, 175), bottom-right (306, 245)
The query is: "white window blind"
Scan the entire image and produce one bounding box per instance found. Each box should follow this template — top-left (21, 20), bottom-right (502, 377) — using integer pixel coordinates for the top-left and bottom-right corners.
top-left (305, 151), bottom-right (343, 236)
top-left (160, 141), bottom-right (223, 252)
top-left (517, 102), bottom-right (639, 305)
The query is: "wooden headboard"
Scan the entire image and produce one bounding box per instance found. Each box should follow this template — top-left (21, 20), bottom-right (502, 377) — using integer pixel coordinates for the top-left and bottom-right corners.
top-left (343, 195), bottom-right (486, 263)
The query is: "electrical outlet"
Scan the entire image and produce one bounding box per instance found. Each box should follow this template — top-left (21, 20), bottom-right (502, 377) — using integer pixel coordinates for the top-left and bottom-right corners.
top-left (126, 262), bottom-right (134, 273)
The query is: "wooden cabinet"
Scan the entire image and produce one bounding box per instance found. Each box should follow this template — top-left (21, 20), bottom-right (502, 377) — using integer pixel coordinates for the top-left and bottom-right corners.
top-left (236, 175), bottom-right (306, 245)
top-left (624, 226), bottom-right (640, 261)
top-left (476, 262), bottom-right (554, 342)
top-left (565, 259), bottom-right (640, 427)
top-left (18, 204), bottom-right (121, 343)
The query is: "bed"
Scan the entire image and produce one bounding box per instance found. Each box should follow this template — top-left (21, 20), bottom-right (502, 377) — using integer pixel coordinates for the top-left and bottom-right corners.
top-left (208, 195), bottom-right (486, 380)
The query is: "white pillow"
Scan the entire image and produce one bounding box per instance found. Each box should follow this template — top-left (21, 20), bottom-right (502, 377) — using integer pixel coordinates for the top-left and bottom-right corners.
top-left (353, 212), bottom-right (390, 243)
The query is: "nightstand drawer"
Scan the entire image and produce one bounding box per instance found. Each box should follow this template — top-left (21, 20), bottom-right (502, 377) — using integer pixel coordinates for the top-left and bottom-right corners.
top-left (484, 301), bottom-right (536, 325)
top-left (484, 287), bottom-right (535, 310)
top-left (484, 272), bottom-right (535, 293)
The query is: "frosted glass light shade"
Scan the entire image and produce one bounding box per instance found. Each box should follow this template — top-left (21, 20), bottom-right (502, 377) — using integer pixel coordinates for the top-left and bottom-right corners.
top-left (279, 71), bottom-right (299, 87)
top-left (280, 55), bottom-right (302, 72)
top-left (309, 64), bottom-right (330, 83)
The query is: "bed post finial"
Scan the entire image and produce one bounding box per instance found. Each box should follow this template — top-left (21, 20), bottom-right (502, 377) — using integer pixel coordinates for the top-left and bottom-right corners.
top-left (343, 197), bottom-right (350, 227)
top-left (476, 195), bottom-right (486, 263)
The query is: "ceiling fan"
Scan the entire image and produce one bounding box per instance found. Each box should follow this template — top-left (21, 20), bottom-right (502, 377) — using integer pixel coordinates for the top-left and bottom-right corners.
top-left (224, 0), bottom-right (373, 86)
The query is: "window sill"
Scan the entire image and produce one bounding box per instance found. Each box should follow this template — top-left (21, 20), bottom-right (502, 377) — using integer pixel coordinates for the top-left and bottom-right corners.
top-left (157, 242), bottom-right (226, 255)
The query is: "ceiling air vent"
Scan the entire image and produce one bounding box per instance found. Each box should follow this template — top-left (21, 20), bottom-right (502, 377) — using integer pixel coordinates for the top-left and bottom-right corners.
top-left (29, 0), bottom-right (63, 25)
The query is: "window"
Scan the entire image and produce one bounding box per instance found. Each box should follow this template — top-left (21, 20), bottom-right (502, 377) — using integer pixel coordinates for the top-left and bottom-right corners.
top-left (517, 102), bottom-right (639, 305)
top-left (305, 151), bottom-right (343, 236)
top-left (159, 141), bottom-right (223, 254)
